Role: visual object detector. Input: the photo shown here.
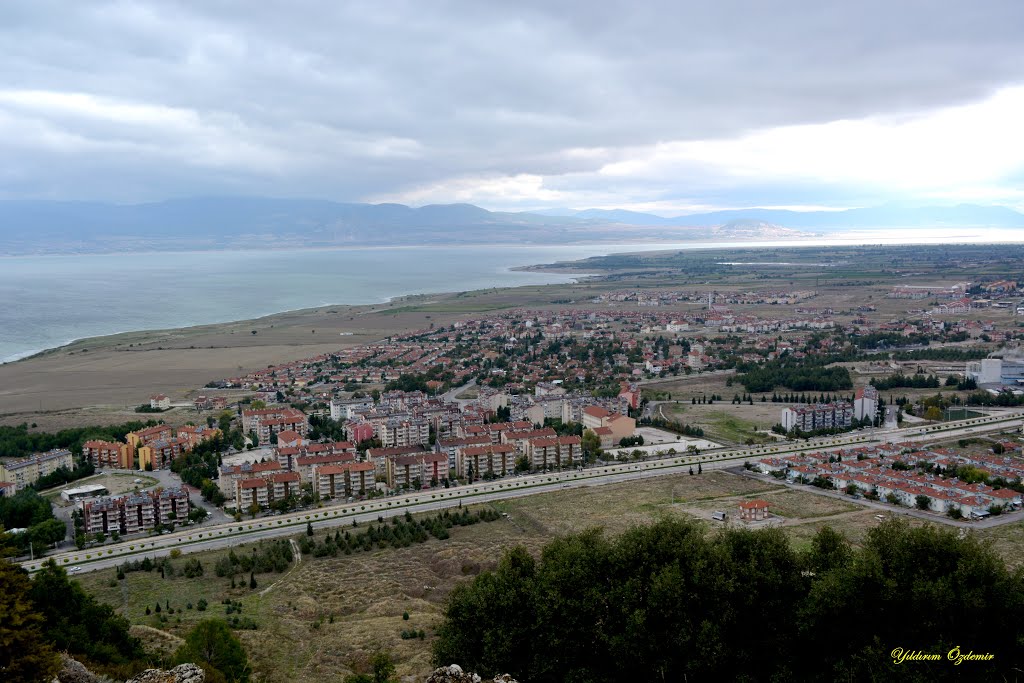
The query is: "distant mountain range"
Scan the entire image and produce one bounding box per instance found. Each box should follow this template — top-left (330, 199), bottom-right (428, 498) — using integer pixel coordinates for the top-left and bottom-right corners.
top-left (0, 198), bottom-right (1021, 254)
top-left (532, 204), bottom-right (1024, 229)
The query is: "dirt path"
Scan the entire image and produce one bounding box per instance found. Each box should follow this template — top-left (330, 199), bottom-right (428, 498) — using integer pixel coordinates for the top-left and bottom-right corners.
top-left (259, 538), bottom-right (302, 597)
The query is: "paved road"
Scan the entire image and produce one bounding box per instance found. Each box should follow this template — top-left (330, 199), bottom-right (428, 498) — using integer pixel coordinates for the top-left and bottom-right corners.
top-left (26, 411), bottom-right (1024, 576)
top-left (439, 379), bottom-right (477, 406)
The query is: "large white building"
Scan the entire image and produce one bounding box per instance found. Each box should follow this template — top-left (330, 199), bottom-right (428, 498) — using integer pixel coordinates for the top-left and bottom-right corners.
top-left (967, 358), bottom-right (1003, 385)
top-left (854, 386), bottom-right (879, 422)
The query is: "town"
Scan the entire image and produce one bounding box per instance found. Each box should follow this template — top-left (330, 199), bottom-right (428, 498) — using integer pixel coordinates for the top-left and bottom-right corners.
top-left (6, 251), bottom-right (1024, 563)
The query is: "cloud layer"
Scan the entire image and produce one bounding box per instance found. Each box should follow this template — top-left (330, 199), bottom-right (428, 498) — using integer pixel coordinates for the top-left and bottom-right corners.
top-left (3, 1), bottom-right (1024, 211)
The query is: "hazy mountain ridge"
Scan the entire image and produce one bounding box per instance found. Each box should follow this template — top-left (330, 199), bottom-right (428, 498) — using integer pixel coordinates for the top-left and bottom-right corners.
top-left (0, 198), bottom-right (1020, 254)
top-left (536, 203), bottom-right (1024, 228)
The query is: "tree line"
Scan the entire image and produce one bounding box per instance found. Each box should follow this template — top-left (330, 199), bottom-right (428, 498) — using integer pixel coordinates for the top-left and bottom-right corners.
top-left (735, 356), bottom-right (853, 393)
top-left (432, 518), bottom-right (1021, 682)
top-left (871, 373), bottom-right (942, 390)
top-left (0, 419), bottom-right (162, 458)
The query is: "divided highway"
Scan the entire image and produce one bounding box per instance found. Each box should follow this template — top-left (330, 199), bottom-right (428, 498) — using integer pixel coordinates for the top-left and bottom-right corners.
top-left (22, 411), bottom-right (1023, 575)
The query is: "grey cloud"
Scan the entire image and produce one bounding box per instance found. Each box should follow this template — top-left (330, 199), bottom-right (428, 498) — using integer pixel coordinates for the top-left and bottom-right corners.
top-left (1, 0), bottom-right (1023, 203)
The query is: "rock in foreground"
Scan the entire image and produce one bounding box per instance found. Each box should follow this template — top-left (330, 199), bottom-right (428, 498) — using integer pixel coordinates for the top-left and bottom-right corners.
top-left (125, 664), bottom-right (204, 683)
top-left (426, 664), bottom-right (518, 683)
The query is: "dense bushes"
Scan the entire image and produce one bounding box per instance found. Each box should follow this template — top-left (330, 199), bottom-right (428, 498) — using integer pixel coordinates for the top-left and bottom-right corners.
top-left (214, 539), bottom-right (293, 577)
top-left (433, 518), bottom-right (1022, 682)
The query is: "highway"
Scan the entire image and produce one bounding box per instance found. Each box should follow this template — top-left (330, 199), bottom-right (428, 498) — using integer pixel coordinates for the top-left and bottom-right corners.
top-left (22, 410), bottom-right (1023, 576)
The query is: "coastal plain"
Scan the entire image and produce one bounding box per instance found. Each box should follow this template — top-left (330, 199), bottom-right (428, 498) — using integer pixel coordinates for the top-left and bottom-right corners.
top-left (2, 243), bottom-right (1018, 431)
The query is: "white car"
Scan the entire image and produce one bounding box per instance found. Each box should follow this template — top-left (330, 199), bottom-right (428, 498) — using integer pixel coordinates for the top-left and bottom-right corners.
top-left (70, 566), bottom-right (82, 573)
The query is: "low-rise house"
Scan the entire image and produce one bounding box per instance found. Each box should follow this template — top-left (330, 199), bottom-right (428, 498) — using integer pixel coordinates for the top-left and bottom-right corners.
top-left (150, 394), bottom-right (171, 410)
top-left (739, 499), bottom-right (770, 521)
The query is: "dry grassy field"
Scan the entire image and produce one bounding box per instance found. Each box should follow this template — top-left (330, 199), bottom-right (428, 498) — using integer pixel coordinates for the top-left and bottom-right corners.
top-left (74, 468), bottom-right (1024, 682)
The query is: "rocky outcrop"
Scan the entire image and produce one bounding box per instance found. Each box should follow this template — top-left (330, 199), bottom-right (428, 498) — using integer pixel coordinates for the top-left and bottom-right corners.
top-left (53, 654), bottom-right (105, 683)
top-left (125, 664), bottom-right (204, 683)
top-left (51, 655), bottom-right (204, 683)
top-left (426, 664), bottom-right (518, 683)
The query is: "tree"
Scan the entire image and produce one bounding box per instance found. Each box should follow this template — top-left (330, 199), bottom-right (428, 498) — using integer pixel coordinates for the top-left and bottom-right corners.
top-left (176, 619), bottom-right (250, 683)
top-left (28, 517), bottom-right (66, 548)
top-left (804, 526), bottom-right (852, 574)
top-left (800, 519), bottom-right (1023, 681)
top-left (371, 652), bottom-right (397, 683)
top-left (29, 560), bottom-right (144, 671)
top-left (306, 522), bottom-right (314, 537)
top-left (0, 559), bottom-right (61, 683)
top-left (249, 572), bottom-right (257, 589)
top-left (433, 517), bottom-right (1024, 682)
top-left (915, 494), bottom-right (932, 510)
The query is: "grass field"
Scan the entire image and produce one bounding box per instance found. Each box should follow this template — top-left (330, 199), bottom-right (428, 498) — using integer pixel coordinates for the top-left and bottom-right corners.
top-left (72, 467), bottom-right (1024, 680)
top-left (662, 404), bottom-right (778, 444)
top-left (76, 470), bottom-right (919, 681)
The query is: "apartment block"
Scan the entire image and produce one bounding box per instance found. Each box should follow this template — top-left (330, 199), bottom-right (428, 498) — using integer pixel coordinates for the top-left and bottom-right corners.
top-left (0, 449), bottom-right (74, 490)
top-left (458, 443), bottom-right (517, 478)
top-left (82, 440), bottom-right (135, 469)
top-left (235, 472), bottom-right (301, 510)
top-left (82, 486), bottom-right (190, 536)
top-left (137, 437), bottom-right (189, 470)
top-left (125, 424), bottom-right (174, 447)
top-left (529, 435), bottom-right (583, 470)
top-left (781, 401), bottom-right (854, 432)
top-left (241, 407), bottom-right (308, 443)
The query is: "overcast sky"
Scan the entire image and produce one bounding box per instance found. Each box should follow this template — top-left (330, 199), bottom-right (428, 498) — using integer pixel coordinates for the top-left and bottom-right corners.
top-left (3, 1), bottom-right (1024, 213)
